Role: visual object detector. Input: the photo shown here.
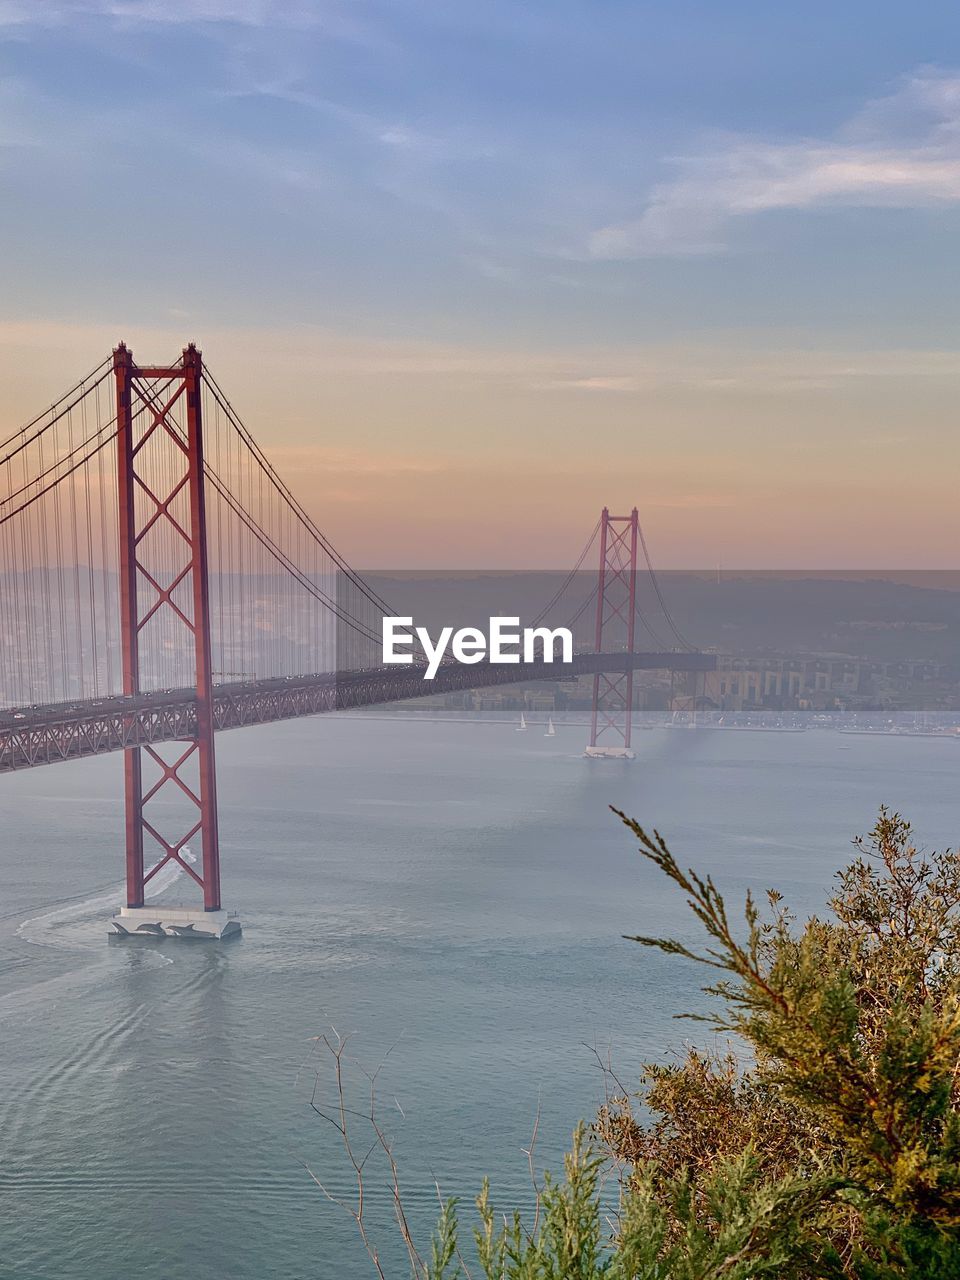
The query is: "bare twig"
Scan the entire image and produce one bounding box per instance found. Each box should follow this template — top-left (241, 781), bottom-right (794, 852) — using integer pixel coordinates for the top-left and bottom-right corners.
top-left (300, 1027), bottom-right (430, 1279)
top-left (520, 1090), bottom-right (544, 1238)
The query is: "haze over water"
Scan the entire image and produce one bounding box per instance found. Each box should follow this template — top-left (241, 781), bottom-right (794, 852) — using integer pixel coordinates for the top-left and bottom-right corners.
top-left (2, 715), bottom-right (958, 1279)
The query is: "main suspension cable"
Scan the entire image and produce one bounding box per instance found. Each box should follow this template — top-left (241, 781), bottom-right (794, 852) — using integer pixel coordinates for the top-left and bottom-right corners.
top-left (201, 365), bottom-right (396, 618)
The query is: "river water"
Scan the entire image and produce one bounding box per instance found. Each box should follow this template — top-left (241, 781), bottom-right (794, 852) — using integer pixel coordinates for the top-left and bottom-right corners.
top-left (1, 715), bottom-right (958, 1278)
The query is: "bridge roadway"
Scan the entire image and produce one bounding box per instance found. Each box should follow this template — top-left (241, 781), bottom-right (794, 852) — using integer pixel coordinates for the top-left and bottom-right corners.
top-left (0, 650), bottom-right (715, 773)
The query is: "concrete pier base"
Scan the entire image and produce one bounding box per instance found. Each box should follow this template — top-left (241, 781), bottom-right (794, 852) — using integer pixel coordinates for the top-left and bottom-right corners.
top-left (583, 745), bottom-right (636, 760)
top-left (109, 906), bottom-right (242, 941)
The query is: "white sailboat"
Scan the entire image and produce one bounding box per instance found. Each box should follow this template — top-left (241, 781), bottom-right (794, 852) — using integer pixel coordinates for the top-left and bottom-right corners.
top-left (544, 717), bottom-right (556, 737)
top-left (516, 712), bottom-right (528, 732)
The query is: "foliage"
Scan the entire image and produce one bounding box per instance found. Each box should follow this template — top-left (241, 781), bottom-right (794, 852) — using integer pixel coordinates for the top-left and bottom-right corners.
top-left (321, 807), bottom-right (960, 1277)
top-left (596, 806), bottom-right (960, 1277)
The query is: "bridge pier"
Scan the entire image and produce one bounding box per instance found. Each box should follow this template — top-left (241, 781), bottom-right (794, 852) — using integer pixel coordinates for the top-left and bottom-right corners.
top-left (109, 906), bottom-right (241, 941)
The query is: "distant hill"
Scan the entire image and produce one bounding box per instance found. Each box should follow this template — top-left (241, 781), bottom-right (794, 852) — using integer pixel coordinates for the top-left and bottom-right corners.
top-left (653, 574), bottom-right (960, 666)
top-left (360, 571), bottom-right (960, 668)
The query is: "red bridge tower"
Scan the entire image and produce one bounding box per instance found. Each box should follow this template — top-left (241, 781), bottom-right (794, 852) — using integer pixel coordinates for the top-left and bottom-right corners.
top-left (109, 343), bottom-right (237, 940)
top-left (585, 507), bottom-right (638, 759)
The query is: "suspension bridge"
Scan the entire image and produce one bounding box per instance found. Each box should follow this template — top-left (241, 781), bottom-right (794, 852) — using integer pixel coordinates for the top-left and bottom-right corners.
top-left (0, 344), bottom-right (713, 938)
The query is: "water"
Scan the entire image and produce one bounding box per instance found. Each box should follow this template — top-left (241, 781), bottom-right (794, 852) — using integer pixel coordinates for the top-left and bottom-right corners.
top-left (1, 716), bottom-right (958, 1278)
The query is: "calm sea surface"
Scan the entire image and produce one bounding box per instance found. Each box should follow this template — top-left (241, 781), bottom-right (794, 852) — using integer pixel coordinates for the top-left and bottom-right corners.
top-left (1, 715), bottom-right (958, 1278)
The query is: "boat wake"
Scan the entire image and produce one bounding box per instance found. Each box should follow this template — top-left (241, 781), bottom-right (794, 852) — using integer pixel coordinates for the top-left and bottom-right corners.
top-left (17, 848), bottom-right (199, 953)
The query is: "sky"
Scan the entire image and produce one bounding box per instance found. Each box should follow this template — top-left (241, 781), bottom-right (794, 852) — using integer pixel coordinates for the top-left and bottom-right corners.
top-left (2, 1), bottom-right (960, 566)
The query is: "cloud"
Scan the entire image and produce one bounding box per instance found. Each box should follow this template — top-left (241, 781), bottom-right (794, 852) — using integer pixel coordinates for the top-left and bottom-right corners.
top-left (2, 321), bottom-right (960, 447)
top-left (264, 445), bottom-right (447, 476)
top-left (588, 68), bottom-right (960, 259)
top-left (0, 0), bottom-right (384, 47)
top-left (0, 1), bottom-right (318, 27)
top-left (535, 376), bottom-right (641, 392)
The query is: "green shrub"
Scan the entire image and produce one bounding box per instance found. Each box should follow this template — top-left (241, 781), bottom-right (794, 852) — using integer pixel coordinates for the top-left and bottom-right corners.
top-left (332, 808), bottom-right (960, 1278)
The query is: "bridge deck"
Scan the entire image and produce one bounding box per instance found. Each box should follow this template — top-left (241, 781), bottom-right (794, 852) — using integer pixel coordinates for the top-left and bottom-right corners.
top-left (0, 651), bottom-right (715, 772)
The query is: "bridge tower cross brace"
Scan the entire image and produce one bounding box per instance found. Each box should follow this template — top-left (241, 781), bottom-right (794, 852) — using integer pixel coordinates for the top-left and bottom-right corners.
top-left (114, 342), bottom-right (221, 911)
top-left (588, 507), bottom-right (639, 755)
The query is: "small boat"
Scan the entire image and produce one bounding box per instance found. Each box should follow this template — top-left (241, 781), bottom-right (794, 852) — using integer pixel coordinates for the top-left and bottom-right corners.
top-left (516, 712), bottom-right (528, 732)
top-left (544, 717), bottom-right (556, 737)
